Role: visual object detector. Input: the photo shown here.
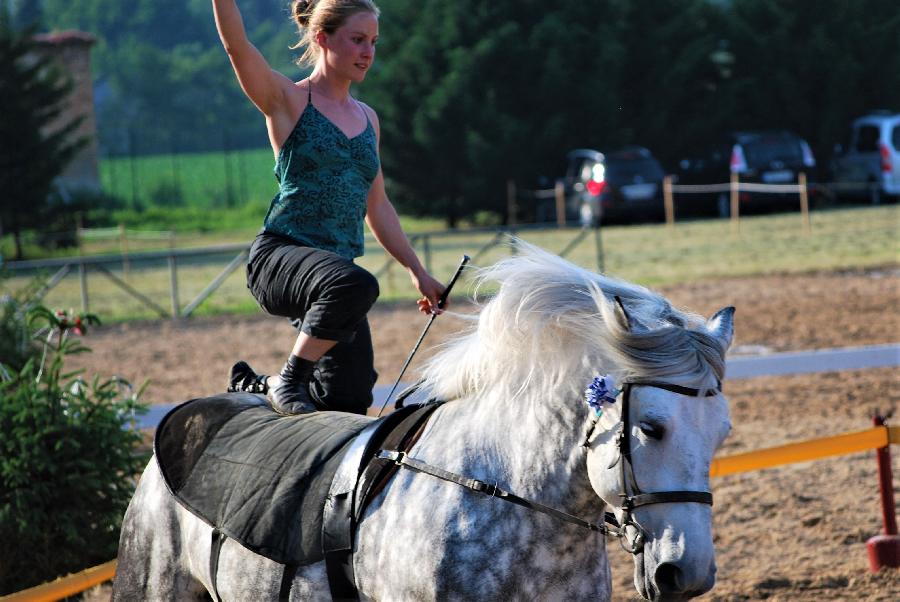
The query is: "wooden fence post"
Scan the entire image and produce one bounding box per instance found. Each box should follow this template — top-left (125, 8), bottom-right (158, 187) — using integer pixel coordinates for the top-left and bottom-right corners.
top-left (507, 179), bottom-right (517, 226)
top-left (76, 212), bottom-right (84, 256)
top-left (593, 226), bottom-right (605, 272)
top-left (730, 172), bottom-right (740, 234)
top-left (663, 175), bottom-right (675, 227)
top-left (168, 254), bottom-right (179, 318)
top-left (385, 258), bottom-right (395, 297)
top-left (119, 223), bottom-right (130, 280)
top-left (555, 181), bottom-right (566, 227)
top-left (799, 172), bottom-right (811, 234)
top-left (422, 234), bottom-right (432, 274)
top-left (79, 261), bottom-right (89, 313)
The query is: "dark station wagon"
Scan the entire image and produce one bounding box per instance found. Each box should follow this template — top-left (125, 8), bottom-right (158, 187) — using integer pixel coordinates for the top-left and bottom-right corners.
top-left (675, 131), bottom-right (817, 216)
top-left (561, 147), bottom-right (666, 226)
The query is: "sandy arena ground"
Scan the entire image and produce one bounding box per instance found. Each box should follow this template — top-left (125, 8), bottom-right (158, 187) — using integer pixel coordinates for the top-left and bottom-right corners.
top-left (70, 267), bottom-right (899, 600)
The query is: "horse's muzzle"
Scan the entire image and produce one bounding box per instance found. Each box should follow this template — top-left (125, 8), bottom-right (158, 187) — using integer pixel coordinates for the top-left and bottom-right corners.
top-left (634, 552), bottom-right (716, 601)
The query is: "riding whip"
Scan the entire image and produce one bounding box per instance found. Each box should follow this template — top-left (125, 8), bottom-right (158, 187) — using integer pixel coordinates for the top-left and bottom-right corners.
top-left (376, 255), bottom-right (470, 417)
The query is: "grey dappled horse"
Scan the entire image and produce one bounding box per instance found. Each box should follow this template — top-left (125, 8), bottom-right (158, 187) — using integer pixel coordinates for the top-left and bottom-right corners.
top-left (113, 242), bottom-right (734, 601)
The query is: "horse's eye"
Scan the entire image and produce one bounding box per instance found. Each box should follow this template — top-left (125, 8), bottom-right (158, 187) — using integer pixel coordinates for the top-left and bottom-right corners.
top-left (639, 422), bottom-right (665, 440)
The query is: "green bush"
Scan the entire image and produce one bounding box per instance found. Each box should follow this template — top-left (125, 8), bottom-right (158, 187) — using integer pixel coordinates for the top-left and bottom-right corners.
top-left (0, 306), bottom-right (148, 595)
top-left (0, 277), bottom-right (47, 373)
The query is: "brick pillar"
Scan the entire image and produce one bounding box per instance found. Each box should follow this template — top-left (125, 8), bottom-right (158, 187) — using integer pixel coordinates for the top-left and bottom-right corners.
top-left (32, 30), bottom-right (100, 192)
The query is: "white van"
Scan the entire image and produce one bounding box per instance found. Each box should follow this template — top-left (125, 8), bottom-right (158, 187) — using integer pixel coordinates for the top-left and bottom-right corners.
top-left (832, 112), bottom-right (900, 203)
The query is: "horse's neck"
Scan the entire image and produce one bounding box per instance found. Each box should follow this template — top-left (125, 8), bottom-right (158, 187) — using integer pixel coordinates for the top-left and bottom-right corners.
top-left (420, 384), bottom-right (597, 512)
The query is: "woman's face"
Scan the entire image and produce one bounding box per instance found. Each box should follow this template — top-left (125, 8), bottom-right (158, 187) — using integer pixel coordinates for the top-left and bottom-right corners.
top-left (321, 11), bottom-right (379, 82)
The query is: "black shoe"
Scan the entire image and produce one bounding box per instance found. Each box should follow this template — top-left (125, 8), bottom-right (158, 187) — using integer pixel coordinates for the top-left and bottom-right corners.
top-left (228, 361), bottom-right (269, 394)
top-left (268, 355), bottom-right (318, 415)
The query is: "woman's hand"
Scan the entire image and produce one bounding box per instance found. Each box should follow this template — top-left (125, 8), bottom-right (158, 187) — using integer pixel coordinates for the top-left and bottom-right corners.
top-left (410, 269), bottom-right (446, 315)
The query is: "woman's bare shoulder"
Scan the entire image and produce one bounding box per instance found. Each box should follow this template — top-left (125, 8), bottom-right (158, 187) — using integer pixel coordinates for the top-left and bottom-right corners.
top-left (283, 78), bottom-right (311, 114)
top-left (266, 78), bottom-right (310, 151)
top-left (357, 100), bottom-right (379, 125)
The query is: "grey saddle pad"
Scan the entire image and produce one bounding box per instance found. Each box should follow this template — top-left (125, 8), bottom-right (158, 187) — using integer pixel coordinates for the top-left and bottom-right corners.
top-left (154, 393), bottom-right (371, 565)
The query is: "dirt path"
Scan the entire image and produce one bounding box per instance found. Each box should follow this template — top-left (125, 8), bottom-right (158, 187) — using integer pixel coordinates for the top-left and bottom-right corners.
top-left (70, 267), bottom-right (899, 600)
top-left (70, 267), bottom-right (899, 405)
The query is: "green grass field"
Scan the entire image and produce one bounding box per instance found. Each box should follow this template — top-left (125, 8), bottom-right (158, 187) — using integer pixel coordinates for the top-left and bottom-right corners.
top-left (101, 148), bottom-right (278, 211)
top-left (98, 148), bottom-right (448, 235)
top-left (3, 205), bottom-right (896, 323)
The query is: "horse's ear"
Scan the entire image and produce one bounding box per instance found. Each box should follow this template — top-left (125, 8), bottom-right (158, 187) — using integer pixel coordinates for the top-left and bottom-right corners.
top-left (613, 296), bottom-right (637, 331)
top-left (706, 306), bottom-right (735, 350)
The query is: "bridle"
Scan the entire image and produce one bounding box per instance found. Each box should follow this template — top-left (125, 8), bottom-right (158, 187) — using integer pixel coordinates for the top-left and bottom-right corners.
top-left (375, 378), bottom-right (721, 557)
top-left (593, 380), bottom-right (720, 554)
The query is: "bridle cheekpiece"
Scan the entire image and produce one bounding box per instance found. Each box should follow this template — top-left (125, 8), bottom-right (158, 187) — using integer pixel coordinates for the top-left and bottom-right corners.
top-left (584, 375), bottom-right (721, 554)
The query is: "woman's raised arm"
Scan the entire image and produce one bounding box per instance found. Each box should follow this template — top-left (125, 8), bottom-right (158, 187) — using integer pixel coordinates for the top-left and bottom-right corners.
top-left (212, 0), bottom-right (292, 116)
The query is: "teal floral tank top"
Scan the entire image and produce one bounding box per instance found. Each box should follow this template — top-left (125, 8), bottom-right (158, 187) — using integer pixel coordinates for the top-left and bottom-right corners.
top-left (263, 92), bottom-right (380, 260)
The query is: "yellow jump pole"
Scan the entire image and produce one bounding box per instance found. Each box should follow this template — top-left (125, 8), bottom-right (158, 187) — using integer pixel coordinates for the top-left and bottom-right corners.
top-left (711, 425), bottom-right (892, 477)
top-left (0, 560), bottom-right (117, 602)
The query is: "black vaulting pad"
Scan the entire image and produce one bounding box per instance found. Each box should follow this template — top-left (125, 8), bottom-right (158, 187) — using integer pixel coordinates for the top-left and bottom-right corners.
top-left (154, 393), bottom-right (371, 566)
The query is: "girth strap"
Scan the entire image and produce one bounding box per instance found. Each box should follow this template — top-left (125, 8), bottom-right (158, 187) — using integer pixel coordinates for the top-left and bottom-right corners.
top-left (279, 564), bottom-right (298, 601)
top-left (377, 450), bottom-right (616, 535)
top-left (322, 403), bottom-right (444, 602)
top-left (208, 529), bottom-right (226, 602)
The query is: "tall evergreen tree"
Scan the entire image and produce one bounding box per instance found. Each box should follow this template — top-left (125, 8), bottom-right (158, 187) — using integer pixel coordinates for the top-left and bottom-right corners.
top-left (612, 0), bottom-right (730, 164)
top-left (14, 0), bottom-right (43, 29)
top-left (40, 0), bottom-right (295, 155)
top-left (0, 22), bottom-right (85, 259)
top-left (367, 0), bottom-right (626, 226)
top-left (723, 0), bottom-right (900, 166)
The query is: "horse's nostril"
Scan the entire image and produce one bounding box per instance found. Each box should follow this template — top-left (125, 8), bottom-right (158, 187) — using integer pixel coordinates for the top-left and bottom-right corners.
top-left (654, 562), bottom-right (685, 594)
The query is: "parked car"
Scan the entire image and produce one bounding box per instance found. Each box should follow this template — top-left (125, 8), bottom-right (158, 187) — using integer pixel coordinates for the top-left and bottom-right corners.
top-left (675, 130), bottom-right (817, 217)
top-left (558, 147), bottom-right (666, 226)
top-left (831, 111), bottom-right (900, 203)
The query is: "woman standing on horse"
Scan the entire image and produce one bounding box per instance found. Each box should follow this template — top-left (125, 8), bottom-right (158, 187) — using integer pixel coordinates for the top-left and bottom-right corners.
top-left (213, 0), bottom-right (444, 415)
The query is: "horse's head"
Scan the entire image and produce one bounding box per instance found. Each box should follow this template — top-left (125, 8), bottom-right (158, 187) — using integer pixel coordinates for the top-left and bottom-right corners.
top-left (586, 306), bottom-right (734, 601)
top-left (419, 241), bottom-right (735, 599)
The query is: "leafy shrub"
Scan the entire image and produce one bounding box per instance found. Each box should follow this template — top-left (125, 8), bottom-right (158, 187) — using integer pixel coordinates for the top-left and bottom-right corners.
top-left (0, 306), bottom-right (148, 594)
top-left (0, 284), bottom-right (41, 374)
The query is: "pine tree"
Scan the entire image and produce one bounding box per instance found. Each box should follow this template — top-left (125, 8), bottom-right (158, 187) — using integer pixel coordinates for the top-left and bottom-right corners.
top-left (0, 20), bottom-right (84, 259)
top-left (13, 0), bottom-right (44, 29)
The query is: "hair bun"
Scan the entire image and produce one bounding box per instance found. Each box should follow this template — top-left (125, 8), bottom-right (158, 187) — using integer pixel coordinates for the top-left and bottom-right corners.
top-left (292, 0), bottom-right (316, 27)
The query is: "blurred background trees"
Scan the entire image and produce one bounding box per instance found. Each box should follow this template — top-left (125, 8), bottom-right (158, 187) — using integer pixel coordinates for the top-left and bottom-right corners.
top-left (0, 17), bottom-right (85, 259)
top-left (1, 0), bottom-right (897, 226)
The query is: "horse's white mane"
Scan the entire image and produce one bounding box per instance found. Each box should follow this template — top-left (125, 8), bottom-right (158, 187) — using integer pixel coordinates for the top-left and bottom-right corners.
top-left (420, 241), bottom-right (727, 407)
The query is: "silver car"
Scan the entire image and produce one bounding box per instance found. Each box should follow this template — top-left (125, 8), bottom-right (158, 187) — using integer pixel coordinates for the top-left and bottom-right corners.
top-left (832, 111), bottom-right (900, 203)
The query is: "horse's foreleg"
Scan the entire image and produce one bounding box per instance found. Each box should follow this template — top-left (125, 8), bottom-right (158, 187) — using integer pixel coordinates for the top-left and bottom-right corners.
top-left (112, 459), bottom-right (210, 601)
top-left (215, 542), bottom-right (331, 601)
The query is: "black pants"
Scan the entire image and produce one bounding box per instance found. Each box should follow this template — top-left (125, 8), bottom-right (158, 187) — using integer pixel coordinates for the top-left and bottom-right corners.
top-left (247, 232), bottom-right (379, 414)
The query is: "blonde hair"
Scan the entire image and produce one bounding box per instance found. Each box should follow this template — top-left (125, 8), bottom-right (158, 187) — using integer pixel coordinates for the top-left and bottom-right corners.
top-left (291, 0), bottom-right (380, 67)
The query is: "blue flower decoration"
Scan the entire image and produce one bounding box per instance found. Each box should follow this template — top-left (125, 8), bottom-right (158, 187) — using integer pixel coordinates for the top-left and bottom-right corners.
top-left (584, 374), bottom-right (620, 417)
